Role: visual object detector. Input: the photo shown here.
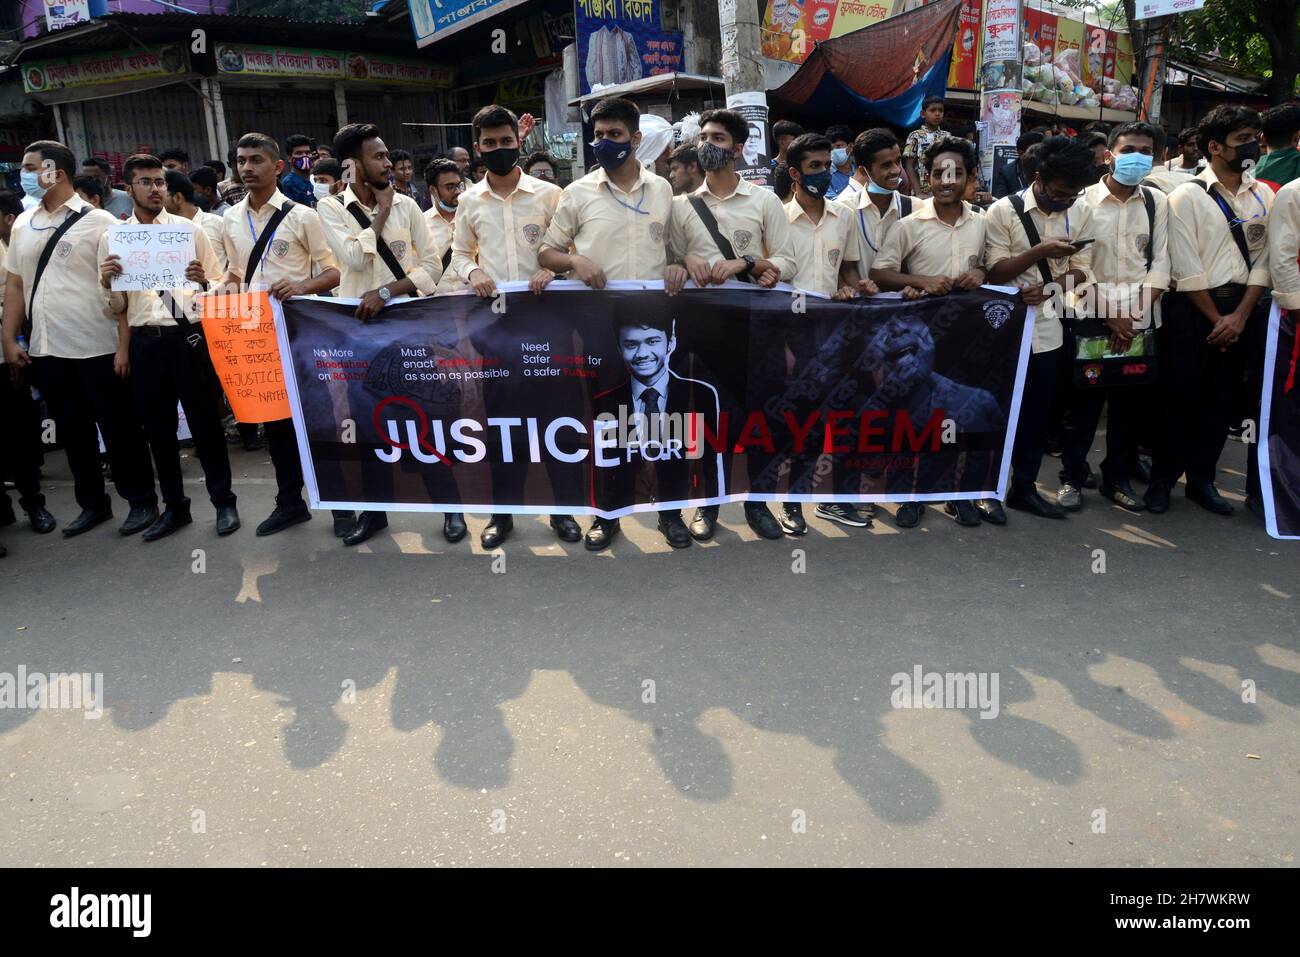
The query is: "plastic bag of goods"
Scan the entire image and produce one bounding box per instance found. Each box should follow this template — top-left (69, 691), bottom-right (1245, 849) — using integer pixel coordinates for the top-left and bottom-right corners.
top-left (1025, 42), bottom-right (1043, 66)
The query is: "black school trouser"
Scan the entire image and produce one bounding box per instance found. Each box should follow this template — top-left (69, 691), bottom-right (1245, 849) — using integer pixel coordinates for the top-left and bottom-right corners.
top-left (0, 370), bottom-right (45, 512)
top-left (30, 354), bottom-right (156, 512)
top-left (264, 416), bottom-right (354, 520)
top-left (1151, 289), bottom-right (1259, 488)
top-left (129, 328), bottom-right (235, 510)
top-left (1011, 345), bottom-right (1066, 492)
top-left (1060, 375), bottom-right (1148, 488)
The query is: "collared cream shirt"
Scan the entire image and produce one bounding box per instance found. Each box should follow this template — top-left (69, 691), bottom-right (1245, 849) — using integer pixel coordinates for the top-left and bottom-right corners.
top-left (222, 189), bottom-right (337, 287)
top-left (839, 186), bottom-right (909, 276)
top-left (540, 165), bottom-right (674, 280)
top-left (1267, 178), bottom-right (1300, 311)
top-left (1081, 178), bottom-right (1171, 328)
top-left (670, 175), bottom-right (797, 280)
top-left (99, 207), bottom-right (223, 328)
top-left (449, 172), bottom-right (562, 284)
top-left (4, 192), bottom-right (119, 358)
top-left (783, 195), bottom-right (858, 296)
top-left (316, 186), bottom-right (441, 297)
top-left (1168, 166), bottom-right (1274, 292)
top-left (874, 197), bottom-right (986, 280)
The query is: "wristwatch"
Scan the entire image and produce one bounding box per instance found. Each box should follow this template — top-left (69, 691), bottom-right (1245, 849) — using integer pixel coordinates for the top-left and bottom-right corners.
top-left (742, 255), bottom-right (756, 274)
top-left (377, 285), bottom-right (392, 304)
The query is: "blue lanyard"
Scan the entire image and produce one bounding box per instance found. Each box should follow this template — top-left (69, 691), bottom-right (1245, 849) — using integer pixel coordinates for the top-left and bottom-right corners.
top-left (857, 194), bottom-right (900, 253)
top-left (1209, 183), bottom-right (1267, 228)
top-left (246, 209), bottom-right (281, 278)
top-left (604, 181), bottom-right (649, 215)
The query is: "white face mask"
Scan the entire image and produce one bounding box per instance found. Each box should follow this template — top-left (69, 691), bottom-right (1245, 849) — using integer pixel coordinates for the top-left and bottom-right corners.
top-left (312, 180), bottom-right (332, 201)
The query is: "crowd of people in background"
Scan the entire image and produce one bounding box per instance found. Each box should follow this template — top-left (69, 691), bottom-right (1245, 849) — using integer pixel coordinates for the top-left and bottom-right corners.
top-left (2, 92), bottom-right (1298, 557)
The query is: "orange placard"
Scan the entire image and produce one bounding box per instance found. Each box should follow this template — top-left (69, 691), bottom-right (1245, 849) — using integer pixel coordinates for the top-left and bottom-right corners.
top-left (200, 292), bottom-right (291, 424)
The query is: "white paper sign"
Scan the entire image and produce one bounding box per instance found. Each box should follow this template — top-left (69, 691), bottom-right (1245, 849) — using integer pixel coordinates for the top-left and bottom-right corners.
top-left (1135, 0), bottom-right (1205, 20)
top-left (108, 224), bottom-right (197, 291)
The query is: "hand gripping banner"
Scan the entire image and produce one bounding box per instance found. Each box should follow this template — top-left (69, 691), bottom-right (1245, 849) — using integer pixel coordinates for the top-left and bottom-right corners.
top-left (272, 281), bottom-right (1033, 518)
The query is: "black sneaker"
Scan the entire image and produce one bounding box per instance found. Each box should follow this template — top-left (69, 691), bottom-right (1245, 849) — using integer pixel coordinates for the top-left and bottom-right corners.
top-left (815, 503), bottom-right (871, 527)
top-left (779, 503), bottom-right (807, 535)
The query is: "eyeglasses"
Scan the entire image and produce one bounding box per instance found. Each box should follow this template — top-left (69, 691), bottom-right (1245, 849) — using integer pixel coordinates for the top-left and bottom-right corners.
top-left (131, 179), bottom-right (167, 189)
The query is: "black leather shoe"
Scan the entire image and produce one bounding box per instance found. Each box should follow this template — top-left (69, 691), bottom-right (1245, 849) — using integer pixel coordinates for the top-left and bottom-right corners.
top-left (480, 515), bottom-right (513, 549)
top-left (256, 505), bottom-right (310, 536)
top-left (1245, 495), bottom-right (1266, 522)
top-left (585, 517), bottom-right (620, 551)
top-left (62, 505), bottom-right (112, 538)
top-left (895, 502), bottom-right (923, 528)
top-left (119, 505), bottom-right (158, 536)
top-left (1006, 486), bottom-right (1067, 519)
top-left (332, 511), bottom-right (356, 538)
top-left (688, 506), bottom-right (718, 542)
top-left (343, 510), bottom-right (388, 546)
top-left (657, 511), bottom-right (692, 548)
top-left (442, 512), bottom-right (467, 543)
top-left (142, 506), bottom-right (192, 542)
top-left (549, 514), bottom-right (581, 543)
top-left (25, 506), bottom-right (56, 534)
top-left (1099, 480), bottom-right (1145, 512)
top-left (945, 500), bottom-right (981, 526)
top-left (215, 505), bottom-right (241, 536)
top-left (1144, 481), bottom-right (1171, 513)
top-left (744, 503), bottom-right (783, 540)
top-left (1185, 482), bottom-right (1234, 516)
top-left (779, 503), bottom-right (807, 536)
top-left (976, 499), bottom-right (1007, 525)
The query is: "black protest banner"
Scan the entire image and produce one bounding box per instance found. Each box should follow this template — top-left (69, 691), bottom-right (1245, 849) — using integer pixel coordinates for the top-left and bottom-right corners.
top-left (273, 282), bottom-right (1032, 518)
top-left (1260, 303), bottom-right (1300, 538)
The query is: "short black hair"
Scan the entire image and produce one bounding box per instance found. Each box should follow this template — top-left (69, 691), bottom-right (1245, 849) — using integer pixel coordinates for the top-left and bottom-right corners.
top-left (123, 153), bottom-right (164, 184)
top-left (81, 156), bottom-right (110, 174)
top-left (772, 120), bottom-right (804, 141)
top-left (1261, 103), bottom-right (1300, 148)
top-left (25, 140), bottom-right (76, 178)
top-left (236, 132), bottom-right (280, 159)
top-left (922, 95), bottom-right (946, 111)
top-left (165, 169), bottom-right (195, 203)
top-left (852, 128), bottom-right (899, 170)
top-left (1177, 127), bottom-right (1199, 146)
top-left (72, 174), bottom-right (106, 204)
top-left (522, 151), bottom-right (559, 174)
top-left (389, 148), bottom-right (413, 164)
top-left (1197, 105), bottom-right (1262, 156)
top-left (1108, 121), bottom-right (1158, 150)
top-left (786, 133), bottom-right (832, 173)
top-left (1078, 131), bottom-right (1108, 151)
top-left (612, 313), bottom-right (673, 343)
top-left (0, 189), bottom-right (24, 218)
top-left (1034, 136), bottom-right (1095, 188)
top-left (1016, 130), bottom-right (1045, 152)
top-left (590, 96), bottom-right (640, 133)
top-left (284, 134), bottom-right (314, 155)
top-left (425, 157), bottom-right (461, 185)
top-left (470, 158), bottom-right (488, 173)
top-left (1020, 142), bottom-right (1046, 183)
top-left (923, 135), bottom-right (978, 175)
top-left (158, 147), bottom-right (190, 165)
top-left (471, 105), bottom-right (519, 143)
top-left (204, 159), bottom-right (226, 178)
top-left (333, 123), bottom-right (381, 163)
top-left (188, 165), bottom-right (218, 191)
top-left (826, 124), bottom-right (855, 145)
top-left (699, 109), bottom-right (748, 147)
top-left (314, 158), bottom-right (343, 181)
top-left (669, 143), bottom-right (699, 170)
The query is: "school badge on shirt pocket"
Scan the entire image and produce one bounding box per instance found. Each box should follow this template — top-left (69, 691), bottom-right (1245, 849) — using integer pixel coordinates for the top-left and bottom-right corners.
top-left (650, 221), bottom-right (665, 244)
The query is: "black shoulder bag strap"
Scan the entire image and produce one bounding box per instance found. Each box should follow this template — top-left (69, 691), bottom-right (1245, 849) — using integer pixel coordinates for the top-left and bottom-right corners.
top-left (441, 246), bottom-right (453, 271)
top-left (899, 195), bottom-right (913, 219)
top-left (346, 202), bottom-right (407, 281)
top-left (687, 195), bottom-right (753, 284)
top-left (1008, 193), bottom-right (1055, 288)
top-left (25, 207), bottom-right (90, 337)
top-left (243, 199), bottom-right (295, 285)
top-left (1191, 180), bottom-right (1252, 270)
top-left (1141, 186), bottom-right (1155, 272)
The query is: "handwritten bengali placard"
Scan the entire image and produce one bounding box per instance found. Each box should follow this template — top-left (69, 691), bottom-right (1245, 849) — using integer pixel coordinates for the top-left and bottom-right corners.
top-left (107, 224), bottom-right (197, 292)
top-left (200, 293), bottom-right (290, 424)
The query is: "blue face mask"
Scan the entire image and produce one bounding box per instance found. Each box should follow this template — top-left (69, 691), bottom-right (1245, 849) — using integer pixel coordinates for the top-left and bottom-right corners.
top-left (592, 136), bottom-right (632, 172)
top-left (21, 170), bottom-right (48, 200)
top-left (830, 147), bottom-right (850, 167)
top-left (866, 177), bottom-right (894, 195)
top-left (437, 198), bottom-right (457, 213)
top-left (1112, 152), bottom-right (1153, 186)
top-left (799, 170), bottom-right (833, 198)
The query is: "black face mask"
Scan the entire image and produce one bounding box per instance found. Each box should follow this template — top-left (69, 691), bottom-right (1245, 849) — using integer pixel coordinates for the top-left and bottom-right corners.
top-left (480, 147), bottom-right (520, 177)
top-left (1034, 181), bottom-right (1075, 214)
top-left (1227, 141), bottom-right (1261, 173)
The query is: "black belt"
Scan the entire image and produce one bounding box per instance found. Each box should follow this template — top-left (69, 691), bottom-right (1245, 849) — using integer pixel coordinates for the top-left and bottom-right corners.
top-left (134, 323), bottom-right (187, 337)
top-left (1209, 283), bottom-right (1247, 302)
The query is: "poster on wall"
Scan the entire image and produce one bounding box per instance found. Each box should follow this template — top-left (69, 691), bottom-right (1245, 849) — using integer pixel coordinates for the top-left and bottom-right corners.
top-left (44, 0), bottom-right (91, 32)
top-left (576, 0), bottom-right (683, 95)
top-left (728, 91), bottom-right (773, 190)
top-left (947, 0), bottom-right (982, 90)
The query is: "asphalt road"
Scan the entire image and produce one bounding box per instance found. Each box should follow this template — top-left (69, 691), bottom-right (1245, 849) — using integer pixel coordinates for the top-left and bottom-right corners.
top-left (1, 436), bottom-right (1296, 867)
